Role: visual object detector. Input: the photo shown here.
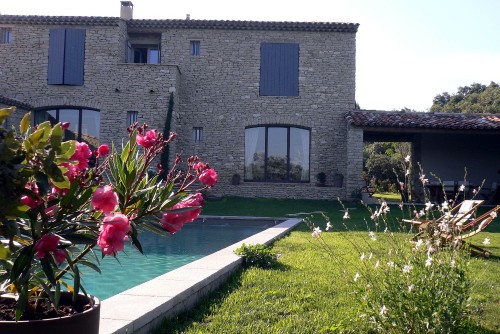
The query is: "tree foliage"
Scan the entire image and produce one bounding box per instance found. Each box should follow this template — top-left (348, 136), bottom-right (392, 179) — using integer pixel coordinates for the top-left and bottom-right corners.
top-left (430, 81), bottom-right (500, 114)
top-left (363, 142), bottom-right (410, 193)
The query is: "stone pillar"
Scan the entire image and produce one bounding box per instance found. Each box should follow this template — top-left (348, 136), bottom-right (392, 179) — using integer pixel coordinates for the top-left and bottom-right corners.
top-left (345, 125), bottom-right (364, 200)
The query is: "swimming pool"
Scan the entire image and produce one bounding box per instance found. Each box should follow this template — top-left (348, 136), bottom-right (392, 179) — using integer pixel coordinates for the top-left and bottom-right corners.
top-left (79, 218), bottom-right (276, 300)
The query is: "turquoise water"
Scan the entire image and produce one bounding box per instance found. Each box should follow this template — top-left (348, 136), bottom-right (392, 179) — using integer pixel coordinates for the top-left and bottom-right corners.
top-left (78, 219), bottom-right (271, 300)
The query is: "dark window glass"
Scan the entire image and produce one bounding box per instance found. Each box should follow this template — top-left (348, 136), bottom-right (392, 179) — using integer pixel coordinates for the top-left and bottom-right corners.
top-left (193, 127), bottom-right (203, 143)
top-left (190, 41), bottom-right (200, 56)
top-left (127, 111), bottom-right (138, 126)
top-left (0, 28), bottom-right (12, 44)
top-left (245, 126), bottom-right (309, 182)
top-left (34, 108), bottom-right (100, 151)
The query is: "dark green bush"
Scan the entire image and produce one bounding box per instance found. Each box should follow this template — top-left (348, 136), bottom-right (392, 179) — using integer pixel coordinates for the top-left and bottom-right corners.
top-left (235, 243), bottom-right (279, 269)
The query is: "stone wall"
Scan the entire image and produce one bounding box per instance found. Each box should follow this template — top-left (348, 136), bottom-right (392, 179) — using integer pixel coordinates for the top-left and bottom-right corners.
top-left (0, 20), bottom-right (357, 200)
top-left (163, 28), bottom-right (356, 200)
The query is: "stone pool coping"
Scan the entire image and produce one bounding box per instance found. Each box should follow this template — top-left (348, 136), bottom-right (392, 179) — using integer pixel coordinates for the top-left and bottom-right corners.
top-left (98, 217), bottom-right (302, 334)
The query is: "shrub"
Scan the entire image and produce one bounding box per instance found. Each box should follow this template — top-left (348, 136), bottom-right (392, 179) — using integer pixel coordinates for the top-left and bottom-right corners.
top-left (235, 243), bottom-right (279, 269)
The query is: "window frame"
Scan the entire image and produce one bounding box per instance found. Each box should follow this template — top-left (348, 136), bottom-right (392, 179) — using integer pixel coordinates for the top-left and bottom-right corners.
top-left (193, 127), bottom-right (203, 143)
top-left (244, 125), bottom-right (310, 183)
top-left (33, 107), bottom-right (100, 148)
top-left (0, 28), bottom-right (12, 44)
top-left (190, 40), bottom-right (200, 56)
top-left (127, 110), bottom-right (138, 127)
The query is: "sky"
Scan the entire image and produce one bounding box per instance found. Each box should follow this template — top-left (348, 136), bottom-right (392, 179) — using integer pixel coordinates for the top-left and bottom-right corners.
top-left (1, 0), bottom-right (499, 111)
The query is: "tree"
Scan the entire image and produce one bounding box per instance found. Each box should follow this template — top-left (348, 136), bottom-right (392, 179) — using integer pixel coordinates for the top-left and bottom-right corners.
top-left (430, 81), bottom-right (500, 114)
top-left (363, 142), bottom-right (410, 197)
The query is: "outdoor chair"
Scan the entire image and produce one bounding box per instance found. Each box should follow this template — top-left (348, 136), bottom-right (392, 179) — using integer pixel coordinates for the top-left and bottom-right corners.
top-left (403, 199), bottom-right (484, 230)
top-left (437, 205), bottom-right (500, 257)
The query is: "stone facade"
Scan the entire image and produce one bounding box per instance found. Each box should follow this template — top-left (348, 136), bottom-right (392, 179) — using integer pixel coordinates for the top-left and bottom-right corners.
top-left (0, 14), bottom-right (359, 200)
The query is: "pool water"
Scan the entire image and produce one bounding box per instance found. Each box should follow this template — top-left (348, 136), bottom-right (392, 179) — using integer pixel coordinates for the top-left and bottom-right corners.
top-left (77, 219), bottom-right (270, 300)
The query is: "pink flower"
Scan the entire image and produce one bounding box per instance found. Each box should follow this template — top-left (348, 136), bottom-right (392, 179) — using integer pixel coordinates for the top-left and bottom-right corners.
top-left (199, 168), bottom-right (218, 187)
top-left (20, 182), bottom-right (42, 209)
top-left (98, 225), bottom-right (126, 256)
top-left (160, 193), bottom-right (204, 234)
top-left (97, 144), bottom-right (110, 157)
top-left (71, 142), bottom-right (92, 171)
top-left (136, 129), bottom-right (157, 148)
top-left (193, 162), bottom-right (206, 172)
top-left (92, 185), bottom-right (119, 214)
top-left (97, 213), bottom-right (131, 256)
top-left (35, 234), bottom-right (65, 264)
top-left (103, 213), bottom-right (130, 234)
top-left (60, 161), bottom-right (79, 182)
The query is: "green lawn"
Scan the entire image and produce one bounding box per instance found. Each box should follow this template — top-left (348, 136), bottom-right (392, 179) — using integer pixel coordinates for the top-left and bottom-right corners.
top-left (155, 197), bottom-right (500, 333)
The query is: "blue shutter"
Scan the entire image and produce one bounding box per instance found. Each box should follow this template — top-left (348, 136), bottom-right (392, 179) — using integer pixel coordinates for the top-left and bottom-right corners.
top-left (260, 43), bottom-right (299, 96)
top-left (48, 28), bottom-right (66, 84)
top-left (64, 29), bottom-right (86, 85)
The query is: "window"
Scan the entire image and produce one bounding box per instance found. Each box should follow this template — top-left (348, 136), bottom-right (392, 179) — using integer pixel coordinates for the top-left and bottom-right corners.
top-left (34, 108), bottom-right (100, 150)
top-left (126, 33), bottom-right (161, 64)
top-left (190, 41), bottom-right (200, 56)
top-left (260, 43), bottom-right (299, 96)
top-left (0, 28), bottom-right (12, 44)
top-left (128, 45), bottom-right (160, 64)
top-left (193, 127), bottom-right (203, 143)
top-left (48, 28), bottom-right (86, 85)
top-left (245, 126), bottom-right (310, 182)
top-left (127, 111), bottom-right (138, 126)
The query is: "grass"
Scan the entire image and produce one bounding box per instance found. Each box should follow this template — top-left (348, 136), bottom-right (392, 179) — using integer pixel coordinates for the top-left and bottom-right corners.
top-left (155, 197), bottom-right (500, 333)
top-left (372, 191), bottom-right (401, 201)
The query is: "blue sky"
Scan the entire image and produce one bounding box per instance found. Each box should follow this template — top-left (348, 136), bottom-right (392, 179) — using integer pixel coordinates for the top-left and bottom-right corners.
top-left (2, 0), bottom-right (499, 111)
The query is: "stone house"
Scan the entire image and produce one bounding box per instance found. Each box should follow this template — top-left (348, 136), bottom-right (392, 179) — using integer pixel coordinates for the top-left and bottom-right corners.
top-left (0, 2), bottom-right (362, 200)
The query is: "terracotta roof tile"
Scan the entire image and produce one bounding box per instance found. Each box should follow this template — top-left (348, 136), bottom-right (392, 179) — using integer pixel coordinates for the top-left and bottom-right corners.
top-left (0, 15), bottom-right (359, 32)
top-left (345, 110), bottom-right (500, 131)
top-left (127, 19), bottom-right (359, 32)
top-left (0, 95), bottom-right (33, 110)
top-left (0, 15), bottom-right (120, 26)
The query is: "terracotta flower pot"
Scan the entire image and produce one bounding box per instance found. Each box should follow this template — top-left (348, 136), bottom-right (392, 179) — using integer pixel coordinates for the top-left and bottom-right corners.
top-left (0, 292), bottom-right (100, 334)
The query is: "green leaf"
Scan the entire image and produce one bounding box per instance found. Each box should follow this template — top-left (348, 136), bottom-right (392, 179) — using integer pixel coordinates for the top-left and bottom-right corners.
top-left (73, 264), bottom-right (80, 300)
top-left (20, 112), bottom-right (31, 134)
top-left (0, 106), bottom-right (14, 124)
top-left (41, 258), bottom-right (57, 285)
top-left (58, 141), bottom-right (76, 160)
top-left (0, 243), bottom-right (10, 260)
top-left (15, 286), bottom-right (28, 321)
top-left (77, 260), bottom-right (102, 274)
top-left (129, 226), bottom-right (144, 254)
top-left (10, 245), bottom-right (34, 282)
top-left (27, 128), bottom-right (45, 147)
top-left (50, 123), bottom-right (64, 151)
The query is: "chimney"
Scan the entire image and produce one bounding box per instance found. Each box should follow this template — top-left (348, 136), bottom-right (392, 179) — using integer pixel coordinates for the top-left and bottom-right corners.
top-left (120, 1), bottom-right (134, 20)
top-left (186, 14), bottom-right (190, 20)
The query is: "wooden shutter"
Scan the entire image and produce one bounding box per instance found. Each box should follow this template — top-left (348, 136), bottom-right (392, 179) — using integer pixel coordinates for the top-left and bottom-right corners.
top-left (64, 29), bottom-right (86, 85)
top-left (48, 28), bottom-right (85, 85)
top-left (48, 28), bottom-right (66, 84)
top-left (260, 43), bottom-right (299, 96)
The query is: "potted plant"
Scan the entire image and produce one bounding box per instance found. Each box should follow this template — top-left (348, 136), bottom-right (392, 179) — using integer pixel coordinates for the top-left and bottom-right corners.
top-left (0, 107), bottom-right (217, 333)
top-left (231, 173), bottom-right (241, 185)
top-left (332, 172), bottom-right (344, 188)
top-left (315, 172), bottom-right (327, 187)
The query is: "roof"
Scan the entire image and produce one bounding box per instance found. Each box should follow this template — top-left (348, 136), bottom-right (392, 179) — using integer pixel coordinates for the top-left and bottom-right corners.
top-left (0, 95), bottom-right (33, 110)
top-left (0, 15), bottom-right (120, 26)
top-left (346, 110), bottom-right (500, 131)
top-left (0, 15), bottom-right (359, 32)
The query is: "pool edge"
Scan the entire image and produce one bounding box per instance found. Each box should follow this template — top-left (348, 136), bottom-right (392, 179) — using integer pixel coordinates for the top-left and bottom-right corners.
top-left (98, 217), bottom-right (302, 334)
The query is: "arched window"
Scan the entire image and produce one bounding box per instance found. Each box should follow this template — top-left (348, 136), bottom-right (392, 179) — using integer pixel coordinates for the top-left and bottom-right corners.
top-left (245, 126), bottom-right (310, 182)
top-left (34, 108), bottom-right (100, 150)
